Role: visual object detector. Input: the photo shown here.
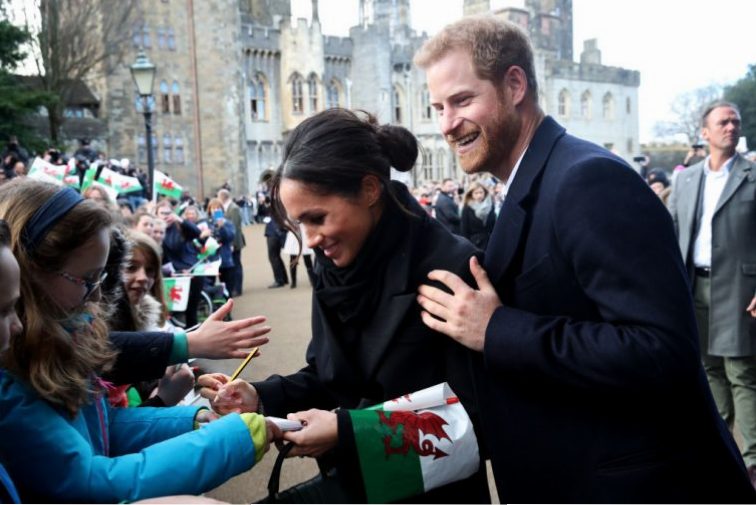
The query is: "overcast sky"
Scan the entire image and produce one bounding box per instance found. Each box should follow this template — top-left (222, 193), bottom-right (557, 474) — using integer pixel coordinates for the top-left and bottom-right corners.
top-left (291, 0), bottom-right (755, 144)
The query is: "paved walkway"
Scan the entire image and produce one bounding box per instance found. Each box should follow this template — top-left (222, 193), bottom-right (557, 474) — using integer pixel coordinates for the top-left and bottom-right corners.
top-left (203, 224), bottom-right (319, 503)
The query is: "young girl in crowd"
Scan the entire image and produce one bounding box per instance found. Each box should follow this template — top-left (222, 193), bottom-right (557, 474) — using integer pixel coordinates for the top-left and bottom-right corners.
top-left (108, 230), bottom-right (195, 407)
top-left (0, 219), bottom-right (22, 503)
top-left (460, 181), bottom-right (496, 249)
top-left (0, 179), bottom-right (279, 503)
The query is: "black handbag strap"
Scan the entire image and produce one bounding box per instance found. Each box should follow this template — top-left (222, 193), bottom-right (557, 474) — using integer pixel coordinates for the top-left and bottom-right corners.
top-left (267, 442), bottom-right (296, 498)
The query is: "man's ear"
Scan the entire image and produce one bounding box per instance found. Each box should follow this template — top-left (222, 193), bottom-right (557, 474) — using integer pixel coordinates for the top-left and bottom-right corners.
top-left (361, 175), bottom-right (382, 207)
top-left (504, 65), bottom-right (528, 107)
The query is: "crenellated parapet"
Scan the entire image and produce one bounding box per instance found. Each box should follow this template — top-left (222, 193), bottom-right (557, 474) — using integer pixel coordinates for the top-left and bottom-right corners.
top-left (548, 60), bottom-right (640, 87)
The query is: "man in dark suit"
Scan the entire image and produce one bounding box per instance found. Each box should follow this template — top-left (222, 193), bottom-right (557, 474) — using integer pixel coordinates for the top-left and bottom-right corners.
top-left (668, 101), bottom-right (756, 487)
top-left (434, 178), bottom-right (461, 234)
top-left (414, 15), bottom-right (755, 502)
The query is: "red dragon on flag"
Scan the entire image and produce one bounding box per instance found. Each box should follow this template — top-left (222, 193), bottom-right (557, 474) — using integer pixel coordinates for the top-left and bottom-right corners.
top-left (378, 410), bottom-right (451, 460)
top-left (169, 286), bottom-right (183, 301)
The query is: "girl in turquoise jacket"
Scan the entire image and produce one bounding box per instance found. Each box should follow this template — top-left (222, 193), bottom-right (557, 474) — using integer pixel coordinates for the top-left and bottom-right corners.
top-left (0, 179), bottom-right (276, 503)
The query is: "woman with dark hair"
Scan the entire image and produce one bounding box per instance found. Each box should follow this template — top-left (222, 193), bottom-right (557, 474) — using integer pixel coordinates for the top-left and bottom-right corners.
top-left (199, 109), bottom-right (489, 503)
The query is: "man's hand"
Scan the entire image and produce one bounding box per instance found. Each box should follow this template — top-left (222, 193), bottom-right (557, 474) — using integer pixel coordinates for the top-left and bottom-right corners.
top-left (417, 256), bottom-right (502, 352)
top-left (747, 295), bottom-right (756, 318)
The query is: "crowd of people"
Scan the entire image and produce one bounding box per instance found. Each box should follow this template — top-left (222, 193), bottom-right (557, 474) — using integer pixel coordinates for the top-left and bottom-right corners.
top-left (0, 13), bottom-right (755, 504)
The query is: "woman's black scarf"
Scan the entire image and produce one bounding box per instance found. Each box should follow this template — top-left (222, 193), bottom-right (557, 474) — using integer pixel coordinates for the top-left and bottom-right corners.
top-left (313, 182), bottom-right (422, 326)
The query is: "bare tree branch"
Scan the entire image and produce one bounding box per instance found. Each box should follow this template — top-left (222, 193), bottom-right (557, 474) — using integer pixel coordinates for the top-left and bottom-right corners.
top-left (24, 0), bottom-right (137, 143)
top-left (652, 84), bottom-right (723, 144)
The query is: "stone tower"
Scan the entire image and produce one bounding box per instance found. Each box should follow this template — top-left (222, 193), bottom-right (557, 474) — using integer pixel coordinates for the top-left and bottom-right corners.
top-left (242, 0), bottom-right (291, 25)
top-left (359, 0), bottom-right (412, 42)
top-left (525, 0), bottom-right (573, 61)
top-left (463, 0), bottom-right (490, 16)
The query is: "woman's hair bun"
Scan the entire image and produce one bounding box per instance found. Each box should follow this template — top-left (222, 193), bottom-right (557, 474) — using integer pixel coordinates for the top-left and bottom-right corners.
top-left (376, 124), bottom-right (419, 173)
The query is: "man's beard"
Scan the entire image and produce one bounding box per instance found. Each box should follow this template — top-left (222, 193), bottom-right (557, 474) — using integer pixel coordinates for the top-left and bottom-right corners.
top-left (457, 100), bottom-right (521, 177)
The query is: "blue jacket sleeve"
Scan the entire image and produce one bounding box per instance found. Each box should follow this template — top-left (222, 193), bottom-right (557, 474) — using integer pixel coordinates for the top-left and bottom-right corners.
top-left (108, 404), bottom-right (199, 454)
top-left (0, 381), bottom-right (257, 503)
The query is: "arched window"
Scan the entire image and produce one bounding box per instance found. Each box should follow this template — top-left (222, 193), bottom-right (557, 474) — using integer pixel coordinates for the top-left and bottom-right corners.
top-left (437, 149), bottom-right (447, 178)
top-left (137, 135), bottom-right (146, 164)
top-left (558, 89), bottom-right (570, 118)
top-left (142, 25), bottom-right (151, 49)
top-left (157, 27), bottom-right (165, 49)
top-left (132, 24), bottom-right (142, 48)
top-left (159, 80), bottom-right (170, 113)
top-left (171, 81), bottom-right (181, 115)
top-left (602, 92), bottom-right (614, 120)
top-left (580, 90), bottom-right (591, 119)
top-left (167, 27), bottom-right (176, 50)
top-left (327, 79), bottom-right (341, 109)
top-left (163, 133), bottom-right (172, 164)
top-left (393, 85), bottom-right (403, 124)
top-left (151, 133), bottom-right (158, 162)
top-left (308, 73), bottom-right (319, 113)
top-left (291, 74), bottom-right (304, 114)
top-left (175, 137), bottom-right (185, 164)
top-left (249, 73), bottom-right (267, 121)
top-left (421, 85), bottom-right (432, 121)
top-left (626, 96), bottom-right (631, 114)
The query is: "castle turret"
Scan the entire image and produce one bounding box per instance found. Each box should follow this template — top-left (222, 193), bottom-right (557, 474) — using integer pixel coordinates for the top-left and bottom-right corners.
top-left (463, 0), bottom-right (490, 17)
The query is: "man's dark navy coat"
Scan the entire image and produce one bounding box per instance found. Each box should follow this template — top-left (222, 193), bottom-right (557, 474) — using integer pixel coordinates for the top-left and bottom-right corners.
top-left (478, 116), bottom-right (755, 502)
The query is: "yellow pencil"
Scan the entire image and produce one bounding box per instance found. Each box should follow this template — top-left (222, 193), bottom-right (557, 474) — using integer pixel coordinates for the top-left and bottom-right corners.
top-left (229, 347), bottom-right (258, 381)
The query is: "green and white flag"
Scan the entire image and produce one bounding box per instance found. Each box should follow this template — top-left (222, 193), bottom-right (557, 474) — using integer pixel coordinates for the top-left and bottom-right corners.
top-left (197, 236), bottom-right (220, 261)
top-left (191, 259), bottom-right (221, 276)
top-left (154, 170), bottom-right (183, 199)
top-left (63, 174), bottom-right (81, 189)
top-left (80, 166), bottom-right (98, 192)
top-left (28, 157), bottom-right (67, 182)
top-left (98, 167), bottom-right (143, 194)
top-left (349, 383), bottom-right (479, 503)
top-left (162, 276), bottom-right (191, 312)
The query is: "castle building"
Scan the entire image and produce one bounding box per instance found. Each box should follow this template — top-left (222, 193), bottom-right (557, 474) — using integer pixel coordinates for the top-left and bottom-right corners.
top-left (99, 0), bottom-right (639, 197)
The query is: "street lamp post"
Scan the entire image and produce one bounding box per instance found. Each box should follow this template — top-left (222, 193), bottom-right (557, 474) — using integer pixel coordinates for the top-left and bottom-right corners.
top-left (130, 51), bottom-right (157, 200)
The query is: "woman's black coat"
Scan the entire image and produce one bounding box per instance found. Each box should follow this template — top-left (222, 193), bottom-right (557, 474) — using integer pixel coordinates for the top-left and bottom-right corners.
top-left (253, 211), bottom-right (489, 503)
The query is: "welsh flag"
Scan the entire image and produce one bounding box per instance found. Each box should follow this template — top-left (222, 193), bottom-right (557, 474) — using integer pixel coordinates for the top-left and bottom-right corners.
top-left (97, 167), bottom-right (143, 194)
top-left (28, 157), bottom-right (67, 182)
top-left (80, 166), bottom-right (98, 192)
top-left (162, 276), bottom-right (191, 312)
top-left (191, 259), bottom-right (221, 276)
top-left (154, 170), bottom-right (183, 199)
top-left (197, 236), bottom-right (220, 261)
top-left (349, 383), bottom-right (479, 503)
top-left (63, 174), bottom-right (81, 189)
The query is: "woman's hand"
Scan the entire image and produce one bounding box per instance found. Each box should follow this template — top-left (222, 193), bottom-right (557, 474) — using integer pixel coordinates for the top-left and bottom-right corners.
top-left (187, 299), bottom-right (271, 359)
top-left (156, 364), bottom-right (195, 406)
top-left (197, 373), bottom-right (260, 415)
top-left (282, 409), bottom-right (338, 458)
